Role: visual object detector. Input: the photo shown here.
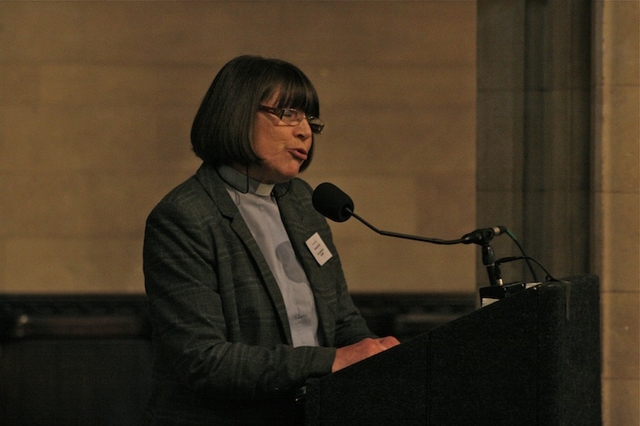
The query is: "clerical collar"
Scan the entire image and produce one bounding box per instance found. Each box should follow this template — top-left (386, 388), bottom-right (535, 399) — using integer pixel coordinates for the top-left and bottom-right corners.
top-left (217, 165), bottom-right (275, 197)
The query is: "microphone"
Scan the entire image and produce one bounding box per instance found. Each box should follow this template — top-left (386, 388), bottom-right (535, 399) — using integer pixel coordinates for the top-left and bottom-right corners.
top-left (312, 182), bottom-right (462, 245)
top-left (312, 182), bottom-right (509, 287)
top-left (312, 182), bottom-right (354, 223)
top-left (312, 182), bottom-right (507, 245)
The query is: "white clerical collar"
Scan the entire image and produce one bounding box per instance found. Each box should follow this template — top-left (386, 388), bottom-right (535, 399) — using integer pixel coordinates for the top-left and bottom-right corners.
top-left (217, 165), bottom-right (275, 197)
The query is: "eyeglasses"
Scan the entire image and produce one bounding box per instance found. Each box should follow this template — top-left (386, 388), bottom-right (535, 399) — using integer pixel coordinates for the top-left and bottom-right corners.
top-left (258, 105), bottom-right (324, 134)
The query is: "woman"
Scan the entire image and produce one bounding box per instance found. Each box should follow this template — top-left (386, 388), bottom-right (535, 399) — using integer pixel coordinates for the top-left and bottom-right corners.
top-left (142, 55), bottom-right (399, 425)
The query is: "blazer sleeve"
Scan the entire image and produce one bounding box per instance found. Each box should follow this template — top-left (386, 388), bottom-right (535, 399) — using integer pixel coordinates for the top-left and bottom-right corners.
top-left (143, 185), bottom-right (336, 401)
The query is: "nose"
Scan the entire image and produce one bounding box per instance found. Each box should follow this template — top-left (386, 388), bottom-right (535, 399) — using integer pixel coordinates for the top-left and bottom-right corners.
top-left (294, 118), bottom-right (313, 140)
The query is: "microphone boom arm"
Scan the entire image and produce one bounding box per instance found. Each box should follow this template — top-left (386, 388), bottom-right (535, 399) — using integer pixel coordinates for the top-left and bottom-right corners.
top-left (347, 209), bottom-right (464, 246)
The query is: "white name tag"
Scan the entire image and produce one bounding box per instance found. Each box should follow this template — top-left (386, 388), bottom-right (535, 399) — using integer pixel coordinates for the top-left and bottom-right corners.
top-left (305, 232), bottom-right (333, 266)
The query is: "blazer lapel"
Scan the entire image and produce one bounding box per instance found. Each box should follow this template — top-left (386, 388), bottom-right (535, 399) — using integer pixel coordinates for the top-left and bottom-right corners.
top-left (278, 184), bottom-right (336, 347)
top-left (194, 164), bottom-right (294, 345)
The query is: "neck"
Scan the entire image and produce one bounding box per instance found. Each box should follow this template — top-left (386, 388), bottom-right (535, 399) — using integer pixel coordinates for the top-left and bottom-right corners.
top-left (219, 164), bottom-right (275, 196)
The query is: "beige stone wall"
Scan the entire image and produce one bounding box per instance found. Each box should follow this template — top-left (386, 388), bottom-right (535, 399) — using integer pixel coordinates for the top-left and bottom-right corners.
top-left (0, 2), bottom-right (477, 294)
top-left (594, 1), bottom-right (640, 425)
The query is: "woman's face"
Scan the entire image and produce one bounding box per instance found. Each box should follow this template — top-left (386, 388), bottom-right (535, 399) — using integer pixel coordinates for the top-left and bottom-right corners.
top-left (244, 98), bottom-right (314, 184)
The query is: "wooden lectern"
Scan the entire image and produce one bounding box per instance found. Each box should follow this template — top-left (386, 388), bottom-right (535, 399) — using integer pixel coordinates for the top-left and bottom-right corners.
top-left (305, 275), bottom-right (601, 426)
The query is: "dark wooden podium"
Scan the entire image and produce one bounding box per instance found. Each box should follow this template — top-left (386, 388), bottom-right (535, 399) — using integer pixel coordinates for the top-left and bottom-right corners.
top-left (304, 275), bottom-right (601, 426)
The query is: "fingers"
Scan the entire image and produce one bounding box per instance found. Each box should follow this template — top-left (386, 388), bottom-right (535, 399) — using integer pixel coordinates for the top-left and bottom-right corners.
top-left (375, 336), bottom-right (401, 350)
top-left (331, 336), bottom-right (401, 373)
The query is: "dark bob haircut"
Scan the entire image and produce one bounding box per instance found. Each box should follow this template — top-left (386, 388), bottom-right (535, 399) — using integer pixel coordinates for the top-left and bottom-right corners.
top-left (190, 55), bottom-right (320, 172)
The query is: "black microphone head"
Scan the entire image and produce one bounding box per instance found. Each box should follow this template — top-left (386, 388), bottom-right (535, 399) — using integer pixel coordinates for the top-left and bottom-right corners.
top-left (312, 182), bottom-right (354, 222)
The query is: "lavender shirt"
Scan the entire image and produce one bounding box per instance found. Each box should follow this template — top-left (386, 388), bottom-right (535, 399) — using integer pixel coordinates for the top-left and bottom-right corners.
top-left (218, 166), bottom-right (320, 347)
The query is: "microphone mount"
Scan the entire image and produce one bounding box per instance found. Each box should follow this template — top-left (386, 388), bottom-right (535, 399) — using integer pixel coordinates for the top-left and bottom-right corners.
top-left (460, 226), bottom-right (506, 246)
top-left (459, 226), bottom-right (506, 286)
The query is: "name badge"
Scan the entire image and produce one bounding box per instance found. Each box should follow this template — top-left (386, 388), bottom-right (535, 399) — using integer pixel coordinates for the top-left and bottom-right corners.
top-left (305, 232), bottom-right (333, 266)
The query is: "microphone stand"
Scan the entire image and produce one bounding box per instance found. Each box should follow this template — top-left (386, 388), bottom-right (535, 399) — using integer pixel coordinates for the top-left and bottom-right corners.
top-left (314, 182), bottom-right (550, 306)
top-left (481, 243), bottom-right (503, 287)
top-left (473, 235), bottom-right (529, 306)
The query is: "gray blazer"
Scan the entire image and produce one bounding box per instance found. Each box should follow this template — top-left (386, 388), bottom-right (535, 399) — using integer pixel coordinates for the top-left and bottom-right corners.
top-left (142, 163), bottom-right (374, 425)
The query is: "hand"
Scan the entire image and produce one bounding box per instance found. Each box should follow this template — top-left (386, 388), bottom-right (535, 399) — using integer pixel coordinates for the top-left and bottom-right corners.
top-left (331, 336), bottom-right (401, 373)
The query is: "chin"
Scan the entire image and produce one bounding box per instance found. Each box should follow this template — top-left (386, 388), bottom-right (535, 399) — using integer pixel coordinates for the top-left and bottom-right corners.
top-left (278, 167), bottom-right (303, 182)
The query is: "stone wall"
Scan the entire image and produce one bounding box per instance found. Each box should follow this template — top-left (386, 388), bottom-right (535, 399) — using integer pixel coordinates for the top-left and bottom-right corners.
top-left (0, 1), bottom-right (477, 295)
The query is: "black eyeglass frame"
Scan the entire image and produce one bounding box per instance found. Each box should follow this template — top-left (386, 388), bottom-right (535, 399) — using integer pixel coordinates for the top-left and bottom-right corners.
top-left (258, 105), bottom-right (324, 134)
